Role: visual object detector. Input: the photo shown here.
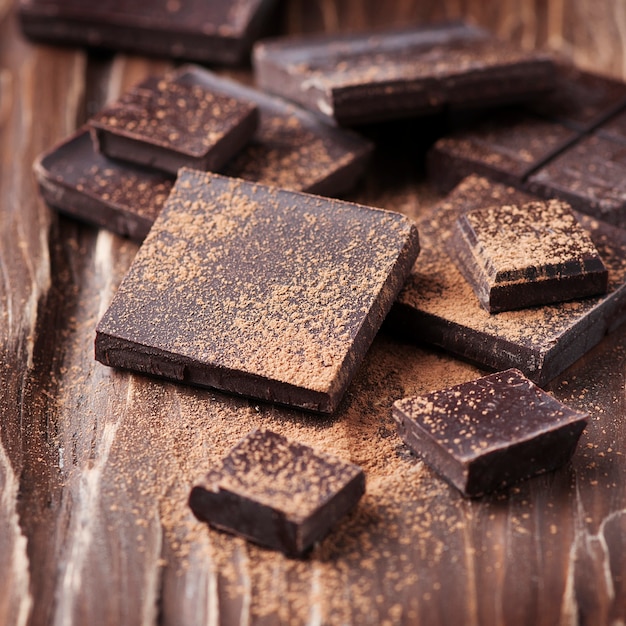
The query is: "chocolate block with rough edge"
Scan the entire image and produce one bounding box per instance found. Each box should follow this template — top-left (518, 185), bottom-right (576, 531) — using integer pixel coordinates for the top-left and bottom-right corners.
top-left (18, 0), bottom-right (279, 65)
top-left (189, 429), bottom-right (365, 557)
top-left (34, 129), bottom-right (174, 241)
top-left (95, 169), bottom-right (420, 413)
top-left (527, 134), bottom-right (626, 228)
top-left (386, 175), bottom-right (626, 386)
top-left (89, 67), bottom-right (258, 175)
top-left (448, 199), bottom-right (609, 313)
top-left (427, 109), bottom-right (578, 193)
top-left (175, 66), bottom-right (373, 196)
top-left (392, 369), bottom-right (588, 497)
top-left (253, 22), bottom-right (555, 126)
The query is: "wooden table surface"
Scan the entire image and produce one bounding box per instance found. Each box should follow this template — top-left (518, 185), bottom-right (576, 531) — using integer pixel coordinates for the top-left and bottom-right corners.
top-left (2, 1), bottom-right (626, 625)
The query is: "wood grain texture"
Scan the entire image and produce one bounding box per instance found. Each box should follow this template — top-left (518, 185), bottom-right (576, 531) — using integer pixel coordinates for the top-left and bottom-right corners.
top-left (3, 1), bottom-right (626, 625)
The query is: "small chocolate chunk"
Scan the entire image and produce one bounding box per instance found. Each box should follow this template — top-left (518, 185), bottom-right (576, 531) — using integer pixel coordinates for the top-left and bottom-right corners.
top-left (189, 429), bottom-right (365, 556)
top-left (253, 23), bottom-right (555, 126)
top-left (18, 0), bottom-right (279, 65)
top-left (387, 175), bottom-right (626, 386)
top-left (90, 68), bottom-right (258, 175)
top-left (448, 199), bottom-right (609, 312)
top-left (393, 369), bottom-right (588, 497)
top-left (95, 169), bottom-right (420, 413)
top-left (34, 129), bottom-right (173, 241)
top-left (527, 134), bottom-right (626, 228)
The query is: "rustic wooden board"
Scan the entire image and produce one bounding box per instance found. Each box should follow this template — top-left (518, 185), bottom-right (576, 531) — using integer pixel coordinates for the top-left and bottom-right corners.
top-left (2, 1), bottom-right (626, 625)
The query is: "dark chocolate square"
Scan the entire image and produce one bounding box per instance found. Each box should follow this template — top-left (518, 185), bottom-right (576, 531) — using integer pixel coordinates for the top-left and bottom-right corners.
top-left (90, 68), bottom-right (258, 175)
top-left (448, 199), bottom-right (609, 312)
top-left (95, 169), bottom-right (420, 413)
top-left (387, 175), bottom-right (626, 386)
top-left (18, 0), bottom-right (279, 65)
top-left (189, 428), bottom-right (365, 556)
top-left (253, 23), bottom-right (555, 125)
top-left (393, 368), bottom-right (588, 497)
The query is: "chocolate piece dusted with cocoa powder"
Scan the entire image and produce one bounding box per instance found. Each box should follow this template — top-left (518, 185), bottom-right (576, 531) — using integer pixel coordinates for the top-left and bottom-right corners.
top-left (34, 129), bottom-right (173, 241)
top-left (527, 134), bottom-right (626, 228)
top-left (189, 428), bottom-right (365, 556)
top-left (387, 175), bottom-right (626, 386)
top-left (393, 368), bottom-right (588, 497)
top-left (95, 169), bottom-right (420, 413)
top-left (18, 0), bottom-right (278, 65)
top-left (90, 68), bottom-right (258, 175)
top-left (176, 66), bottom-right (373, 195)
top-left (253, 23), bottom-right (555, 126)
top-left (449, 199), bottom-right (609, 313)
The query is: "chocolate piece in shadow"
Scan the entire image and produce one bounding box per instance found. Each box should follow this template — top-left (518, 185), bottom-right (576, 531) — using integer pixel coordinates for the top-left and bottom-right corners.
top-left (253, 23), bottom-right (555, 126)
top-left (448, 199), bottom-right (609, 313)
top-left (95, 169), bottom-right (420, 413)
top-left (387, 175), bottom-right (626, 386)
top-left (175, 66), bottom-right (373, 196)
top-left (189, 428), bottom-right (365, 556)
top-left (34, 129), bottom-right (174, 241)
top-left (18, 0), bottom-right (279, 65)
top-left (90, 68), bottom-right (258, 175)
top-left (393, 368), bottom-right (588, 497)
top-left (527, 134), bottom-right (626, 228)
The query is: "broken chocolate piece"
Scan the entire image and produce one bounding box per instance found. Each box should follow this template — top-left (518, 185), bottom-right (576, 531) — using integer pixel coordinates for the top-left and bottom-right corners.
top-left (34, 129), bottom-right (173, 241)
top-left (90, 68), bottom-right (258, 175)
top-left (448, 199), bottom-right (609, 313)
top-left (387, 175), bottom-right (626, 386)
top-left (95, 169), bottom-right (420, 413)
top-left (18, 0), bottom-right (279, 65)
top-left (253, 23), bottom-right (555, 125)
top-left (393, 368), bottom-right (588, 497)
top-left (189, 428), bottom-right (365, 556)
top-left (527, 134), bottom-right (626, 228)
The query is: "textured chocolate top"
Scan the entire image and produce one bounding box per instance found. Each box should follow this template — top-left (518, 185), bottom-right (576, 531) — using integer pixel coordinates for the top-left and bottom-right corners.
top-left (96, 169), bottom-right (420, 412)
top-left (393, 369), bottom-right (588, 464)
top-left (199, 429), bottom-right (364, 522)
top-left (90, 73), bottom-right (257, 159)
top-left (455, 200), bottom-right (606, 285)
top-left (392, 175), bottom-right (626, 384)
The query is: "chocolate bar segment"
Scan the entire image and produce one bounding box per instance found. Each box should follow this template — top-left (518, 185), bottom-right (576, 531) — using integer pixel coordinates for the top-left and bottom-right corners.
top-left (34, 129), bottom-right (173, 241)
top-left (393, 369), bottom-right (588, 497)
top-left (448, 199), bottom-right (609, 313)
top-left (253, 23), bottom-right (555, 126)
top-left (90, 69), bottom-right (258, 175)
top-left (527, 134), bottom-right (626, 228)
top-left (95, 169), bottom-right (420, 413)
top-left (189, 429), bottom-right (365, 556)
top-left (18, 0), bottom-right (279, 65)
top-left (387, 175), bottom-right (626, 386)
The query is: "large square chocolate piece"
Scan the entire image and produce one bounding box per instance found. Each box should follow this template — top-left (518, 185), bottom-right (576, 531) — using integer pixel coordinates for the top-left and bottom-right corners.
top-left (449, 199), bottom-right (608, 312)
top-left (393, 368), bottom-right (588, 497)
top-left (189, 429), bottom-right (365, 556)
top-left (90, 69), bottom-right (258, 175)
top-left (95, 169), bottom-right (420, 413)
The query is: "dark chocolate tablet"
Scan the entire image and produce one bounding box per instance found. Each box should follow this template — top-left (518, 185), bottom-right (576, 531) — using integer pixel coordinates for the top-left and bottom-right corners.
top-left (189, 429), bottom-right (365, 556)
top-left (95, 169), bottom-right (420, 413)
top-left (393, 368), bottom-right (588, 497)
top-left (253, 23), bottom-right (555, 126)
top-left (448, 199), bottom-right (609, 312)
top-left (34, 129), bottom-right (173, 241)
top-left (90, 68), bottom-right (258, 175)
top-left (18, 0), bottom-right (279, 65)
top-left (387, 175), bottom-right (626, 386)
